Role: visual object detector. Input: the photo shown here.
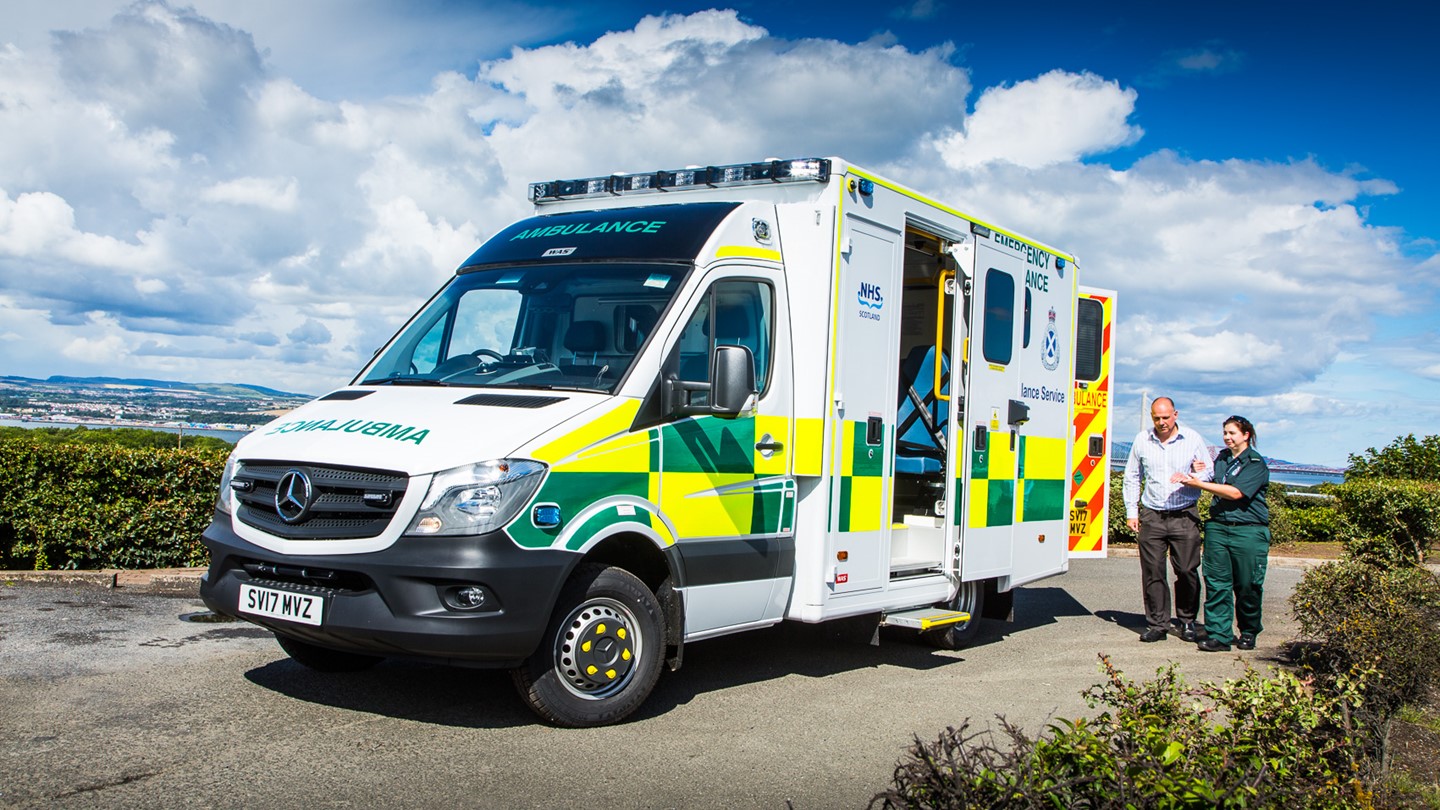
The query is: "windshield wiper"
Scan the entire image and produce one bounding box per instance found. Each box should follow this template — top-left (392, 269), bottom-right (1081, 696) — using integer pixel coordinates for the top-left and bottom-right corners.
top-left (369, 376), bottom-right (450, 386)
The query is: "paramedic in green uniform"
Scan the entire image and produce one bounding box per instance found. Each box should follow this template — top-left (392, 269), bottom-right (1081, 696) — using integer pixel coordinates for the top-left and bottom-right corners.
top-left (1173, 415), bottom-right (1270, 652)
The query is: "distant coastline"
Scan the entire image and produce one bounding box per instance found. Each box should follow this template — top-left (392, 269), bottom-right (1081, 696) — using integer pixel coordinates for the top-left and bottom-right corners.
top-left (1108, 457), bottom-right (1345, 486)
top-left (0, 417), bottom-right (252, 444)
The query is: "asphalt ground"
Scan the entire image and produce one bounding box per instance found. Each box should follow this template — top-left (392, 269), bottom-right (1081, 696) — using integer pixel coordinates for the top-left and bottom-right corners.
top-left (0, 554), bottom-right (1324, 809)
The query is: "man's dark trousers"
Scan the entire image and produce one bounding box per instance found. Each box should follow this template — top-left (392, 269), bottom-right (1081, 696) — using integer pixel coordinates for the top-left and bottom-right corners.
top-left (1137, 505), bottom-right (1202, 632)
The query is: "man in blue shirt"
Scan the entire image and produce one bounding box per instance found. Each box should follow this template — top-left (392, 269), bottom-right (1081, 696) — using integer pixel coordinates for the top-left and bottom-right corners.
top-left (1122, 397), bottom-right (1213, 642)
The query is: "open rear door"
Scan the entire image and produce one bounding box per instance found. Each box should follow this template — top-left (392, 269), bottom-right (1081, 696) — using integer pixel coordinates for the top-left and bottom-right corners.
top-left (1069, 286), bottom-right (1116, 558)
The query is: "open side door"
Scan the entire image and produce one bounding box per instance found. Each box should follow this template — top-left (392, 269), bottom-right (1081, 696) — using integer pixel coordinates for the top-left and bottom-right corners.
top-left (956, 238), bottom-right (1071, 586)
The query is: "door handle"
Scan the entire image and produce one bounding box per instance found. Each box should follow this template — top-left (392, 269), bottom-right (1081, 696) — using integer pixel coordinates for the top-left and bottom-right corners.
top-left (755, 433), bottom-right (784, 457)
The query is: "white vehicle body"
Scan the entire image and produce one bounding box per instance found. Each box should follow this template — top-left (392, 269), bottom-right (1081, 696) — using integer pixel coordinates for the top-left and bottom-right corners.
top-left (200, 157), bottom-right (1114, 726)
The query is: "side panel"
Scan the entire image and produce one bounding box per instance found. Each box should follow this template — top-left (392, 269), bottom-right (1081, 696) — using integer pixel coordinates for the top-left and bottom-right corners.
top-left (1069, 287), bottom-right (1116, 558)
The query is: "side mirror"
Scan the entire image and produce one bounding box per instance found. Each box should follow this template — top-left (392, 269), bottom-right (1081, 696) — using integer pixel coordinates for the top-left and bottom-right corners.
top-left (710, 345), bottom-right (757, 415)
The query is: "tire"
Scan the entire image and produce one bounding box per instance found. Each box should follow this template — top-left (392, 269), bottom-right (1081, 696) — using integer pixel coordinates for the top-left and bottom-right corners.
top-left (511, 564), bottom-right (666, 728)
top-left (275, 633), bottom-right (383, 673)
top-left (923, 579), bottom-right (985, 650)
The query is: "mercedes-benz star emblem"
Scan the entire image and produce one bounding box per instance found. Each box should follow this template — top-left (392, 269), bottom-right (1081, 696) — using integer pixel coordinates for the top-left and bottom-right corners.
top-left (275, 469), bottom-right (314, 524)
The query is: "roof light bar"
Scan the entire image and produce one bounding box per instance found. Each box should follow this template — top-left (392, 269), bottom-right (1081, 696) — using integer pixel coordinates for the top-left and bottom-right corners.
top-left (529, 158), bottom-right (832, 203)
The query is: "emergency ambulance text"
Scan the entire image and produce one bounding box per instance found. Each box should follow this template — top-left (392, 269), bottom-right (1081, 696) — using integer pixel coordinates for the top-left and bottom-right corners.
top-left (993, 233), bottom-right (1052, 269)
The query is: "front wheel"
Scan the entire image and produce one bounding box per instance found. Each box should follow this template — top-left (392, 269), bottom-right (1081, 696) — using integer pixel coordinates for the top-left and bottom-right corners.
top-left (511, 564), bottom-right (666, 727)
top-left (922, 579), bottom-right (986, 650)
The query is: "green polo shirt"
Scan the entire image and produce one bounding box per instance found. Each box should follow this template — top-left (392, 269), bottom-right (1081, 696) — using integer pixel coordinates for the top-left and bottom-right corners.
top-left (1209, 446), bottom-right (1269, 525)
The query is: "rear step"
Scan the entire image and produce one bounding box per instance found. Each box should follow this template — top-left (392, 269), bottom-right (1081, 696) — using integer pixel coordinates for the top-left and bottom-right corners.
top-left (883, 607), bottom-right (972, 631)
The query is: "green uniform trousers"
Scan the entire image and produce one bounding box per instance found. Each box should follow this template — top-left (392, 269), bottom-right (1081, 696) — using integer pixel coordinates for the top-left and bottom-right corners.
top-left (1201, 521), bottom-right (1271, 645)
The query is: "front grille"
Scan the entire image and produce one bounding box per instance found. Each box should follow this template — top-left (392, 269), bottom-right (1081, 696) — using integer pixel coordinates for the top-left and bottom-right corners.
top-left (241, 565), bottom-right (371, 593)
top-left (234, 462), bottom-right (408, 539)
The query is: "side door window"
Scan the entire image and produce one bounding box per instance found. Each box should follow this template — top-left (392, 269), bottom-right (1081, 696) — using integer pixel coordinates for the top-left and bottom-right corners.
top-left (673, 280), bottom-right (774, 403)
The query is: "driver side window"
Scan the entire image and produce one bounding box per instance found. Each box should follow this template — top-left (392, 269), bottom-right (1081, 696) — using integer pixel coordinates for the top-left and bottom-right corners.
top-left (674, 279), bottom-right (774, 398)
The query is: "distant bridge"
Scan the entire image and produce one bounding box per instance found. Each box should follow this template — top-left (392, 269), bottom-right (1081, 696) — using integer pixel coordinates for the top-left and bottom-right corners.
top-left (1109, 458), bottom-right (1346, 477)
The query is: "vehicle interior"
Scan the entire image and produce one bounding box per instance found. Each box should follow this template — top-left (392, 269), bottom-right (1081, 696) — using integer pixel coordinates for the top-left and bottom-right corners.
top-left (890, 227), bottom-right (964, 577)
top-left (360, 263), bottom-right (686, 393)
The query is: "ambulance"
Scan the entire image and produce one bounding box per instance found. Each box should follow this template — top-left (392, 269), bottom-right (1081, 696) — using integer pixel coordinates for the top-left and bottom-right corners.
top-left (199, 157), bottom-right (1115, 727)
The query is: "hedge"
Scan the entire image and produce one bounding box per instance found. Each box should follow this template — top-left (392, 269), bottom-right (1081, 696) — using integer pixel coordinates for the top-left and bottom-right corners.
top-left (1106, 473), bottom-right (1440, 554)
top-left (0, 437), bottom-right (226, 570)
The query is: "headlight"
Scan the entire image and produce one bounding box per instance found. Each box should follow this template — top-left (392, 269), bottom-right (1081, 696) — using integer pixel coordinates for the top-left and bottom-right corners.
top-left (216, 449), bottom-right (241, 515)
top-left (407, 459), bottom-right (547, 536)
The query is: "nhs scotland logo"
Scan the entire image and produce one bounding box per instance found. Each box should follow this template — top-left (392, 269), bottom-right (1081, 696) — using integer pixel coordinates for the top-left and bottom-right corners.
top-left (857, 282), bottom-right (884, 322)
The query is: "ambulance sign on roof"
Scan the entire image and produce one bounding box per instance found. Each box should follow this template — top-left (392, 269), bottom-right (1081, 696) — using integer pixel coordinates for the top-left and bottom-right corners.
top-left (460, 202), bottom-right (741, 269)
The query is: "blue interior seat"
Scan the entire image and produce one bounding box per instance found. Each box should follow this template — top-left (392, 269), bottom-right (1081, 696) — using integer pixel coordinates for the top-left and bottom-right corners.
top-left (895, 345), bottom-right (949, 475)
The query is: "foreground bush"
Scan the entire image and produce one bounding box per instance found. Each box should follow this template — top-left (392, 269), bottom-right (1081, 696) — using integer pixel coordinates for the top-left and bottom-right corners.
top-left (0, 437), bottom-right (224, 570)
top-left (874, 656), bottom-right (1369, 808)
top-left (1290, 559), bottom-right (1440, 765)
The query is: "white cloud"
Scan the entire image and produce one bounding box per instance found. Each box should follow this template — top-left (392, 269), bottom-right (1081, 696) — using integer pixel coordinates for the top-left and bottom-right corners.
top-left (933, 70), bottom-right (1142, 169)
top-left (480, 11), bottom-right (969, 183)
top-left (0, 189), bottom-right (158, 268)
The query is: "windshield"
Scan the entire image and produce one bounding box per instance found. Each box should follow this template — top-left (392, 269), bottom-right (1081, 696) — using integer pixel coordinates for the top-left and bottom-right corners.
top-left (357, 262), bottom-right (689, 392)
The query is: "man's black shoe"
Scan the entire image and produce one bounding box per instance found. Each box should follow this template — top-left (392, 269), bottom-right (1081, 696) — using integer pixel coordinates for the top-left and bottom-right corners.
top-left (1237, 633), bottom-right (1256, 650)
top-left (1178, 621), bottom-right (1198, 642)
top-left (1139, 628), bottom-right (1167, 643)
top-left (1197, 638), bottom-right (1231, 652)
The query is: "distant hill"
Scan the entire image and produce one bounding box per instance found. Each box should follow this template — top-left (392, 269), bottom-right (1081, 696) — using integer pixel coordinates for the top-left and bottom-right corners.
top-left (3, 375), bottom-right (309, 401)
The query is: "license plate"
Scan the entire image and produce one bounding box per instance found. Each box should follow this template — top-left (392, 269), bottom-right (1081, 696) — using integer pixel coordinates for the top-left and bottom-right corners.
top-left (238, 583), bottom-right (324, 626)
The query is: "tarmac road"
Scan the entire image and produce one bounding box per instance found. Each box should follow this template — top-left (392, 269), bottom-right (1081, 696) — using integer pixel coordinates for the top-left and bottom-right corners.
top-left (0, 556), bottom-right (1308, 809)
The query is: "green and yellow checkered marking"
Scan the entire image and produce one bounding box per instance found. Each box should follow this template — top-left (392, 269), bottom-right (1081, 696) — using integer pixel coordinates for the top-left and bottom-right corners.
top-left (968, 432), bottom-right (1066, 528)
top-left (1017, 435), bottom-right (1066, 522)
top-left (835, 419), bottom-right (886, 532)
top-left (508, 400), bottom-right (794, 549)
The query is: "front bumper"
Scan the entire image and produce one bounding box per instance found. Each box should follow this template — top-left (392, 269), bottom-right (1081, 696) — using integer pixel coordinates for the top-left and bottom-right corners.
top-left (199, 513), bottom-right (576, 667)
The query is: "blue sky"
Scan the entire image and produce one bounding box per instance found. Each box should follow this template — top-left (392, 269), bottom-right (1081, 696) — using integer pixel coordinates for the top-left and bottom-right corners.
top-left (2, 0), bottom-right (1437, 466)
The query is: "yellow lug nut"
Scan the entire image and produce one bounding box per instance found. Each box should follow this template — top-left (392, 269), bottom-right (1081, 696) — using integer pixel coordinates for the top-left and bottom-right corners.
top-left (617, 628), bottom-right (626, 640)
top-left (586, 665), bottom-right (598, 675)
top-left (596, 623), bottom-right (606, 634)
top-left (605, 669), bottom-right (617, 679)
top-left (582, 640), bottom-right (592, 653)
top-left (622, 648), bottom-right (631, 661)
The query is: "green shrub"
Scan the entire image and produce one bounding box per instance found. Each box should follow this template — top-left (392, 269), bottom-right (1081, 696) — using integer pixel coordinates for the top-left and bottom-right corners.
top-left (0, 437), bottom-right (224, 570)
top-left (1287, 500), bottom-right (1345, 544)
top-left (873, 656), bottom-right (1370, 808)
top-left (0, 424), bottom-right (233, 453)
top-left (1328, 479), bottom-right (1440, 566)
top-left (1107, 472), bottom-right (1134, 543)
top-left (1346, 434), bottom-right (1440, 482)
top-left (1290, 559), bottom-right (1440, 773)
